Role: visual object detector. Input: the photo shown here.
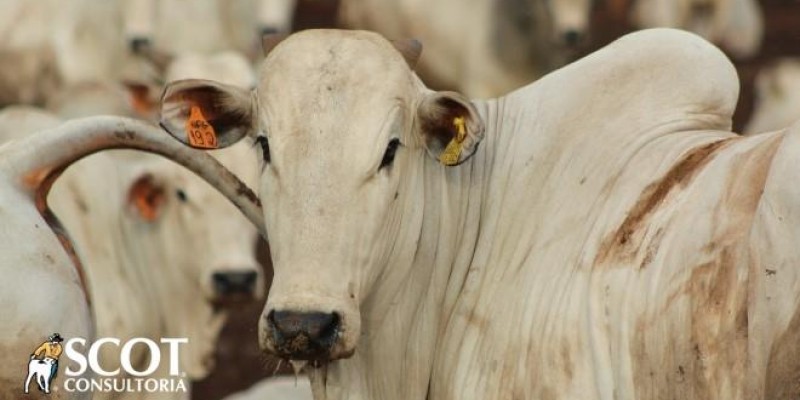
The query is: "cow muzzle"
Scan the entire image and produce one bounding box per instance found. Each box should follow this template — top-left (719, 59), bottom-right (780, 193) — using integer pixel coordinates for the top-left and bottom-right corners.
top-left (265, 310), bottom-right (341, 360)
top-left (213, 270), bottom-right (258, 296)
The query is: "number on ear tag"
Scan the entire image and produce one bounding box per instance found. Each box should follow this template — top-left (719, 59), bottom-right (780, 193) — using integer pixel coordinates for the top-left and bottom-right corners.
top-left (185, 106), bottom-right (218, 149)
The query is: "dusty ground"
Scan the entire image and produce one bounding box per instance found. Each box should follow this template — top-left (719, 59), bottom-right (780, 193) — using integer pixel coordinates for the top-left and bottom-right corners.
top-left (192, 1), bottom-right (800, 398)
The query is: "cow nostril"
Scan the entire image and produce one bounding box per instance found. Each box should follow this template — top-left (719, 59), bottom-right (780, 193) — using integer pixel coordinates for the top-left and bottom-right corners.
top-left (269, 311), bottom-right (341, 347)
top-left (129, 37), bottom-right (152, 54)
top-left (315, 313), bottom-right (340, 343)
top-left (212, 270), bottom-right (258, 296)
top-left (562, 30), bottom-right (583, 47)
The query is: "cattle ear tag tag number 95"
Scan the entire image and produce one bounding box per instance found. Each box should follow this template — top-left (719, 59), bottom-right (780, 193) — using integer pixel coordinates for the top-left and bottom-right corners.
top-left (439, 116), bottom-right (467, 166)
top-left (186, 105), bottom-right (218, 149)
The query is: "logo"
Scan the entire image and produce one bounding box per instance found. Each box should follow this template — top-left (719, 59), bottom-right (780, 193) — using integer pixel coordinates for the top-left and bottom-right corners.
top-left (23, 333), bottom-right (189, 395)
top-left (24, 333), bottom-right (63, 394)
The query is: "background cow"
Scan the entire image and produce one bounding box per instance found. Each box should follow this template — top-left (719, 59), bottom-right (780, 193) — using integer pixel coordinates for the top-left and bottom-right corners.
top-left (0, 116), bottom-right (263, 399)
top-left (0, 52), bottom-right (263, 399)
top-left (337, 0), bottom-right (594, 97)
top-left (630, 0), bottom-right (763, 59)
top-left (744, 58), bottom-right (800, 134)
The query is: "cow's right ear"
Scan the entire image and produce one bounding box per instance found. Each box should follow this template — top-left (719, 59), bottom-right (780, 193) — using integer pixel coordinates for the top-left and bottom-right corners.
top-left (160, 79), bottom-right (255, 149)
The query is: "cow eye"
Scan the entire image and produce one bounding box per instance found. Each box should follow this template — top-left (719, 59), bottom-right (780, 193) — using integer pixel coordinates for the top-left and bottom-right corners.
top-left (380, 138), bottom-right (401, 170)
top-left (255, 136), bottom-right (271, 163)
top-left (176, 189), bottom-right (188, 202)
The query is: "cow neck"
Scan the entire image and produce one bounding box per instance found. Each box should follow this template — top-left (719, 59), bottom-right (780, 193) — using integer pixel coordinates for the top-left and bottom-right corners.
top-left (312, 99), bottom-right (503, 400)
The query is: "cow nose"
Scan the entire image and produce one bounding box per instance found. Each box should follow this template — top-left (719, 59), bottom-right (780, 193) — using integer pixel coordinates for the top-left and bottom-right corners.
top-left (212, 270), bottom-right (258, 297)
top-left (129, 37), bottom-right (152, 54)
top-left (267, 311), bottom-right (341, 360)
top-left (562, 30), bottom-right (584, 47)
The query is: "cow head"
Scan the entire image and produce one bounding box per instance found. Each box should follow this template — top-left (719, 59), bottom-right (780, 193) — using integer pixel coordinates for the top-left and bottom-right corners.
top-left (160, 30), bottom-right (485, 362)
top-left (120, 149), bottom-right (262, 377)
top-left (544, 0), bottom-right (592, 49)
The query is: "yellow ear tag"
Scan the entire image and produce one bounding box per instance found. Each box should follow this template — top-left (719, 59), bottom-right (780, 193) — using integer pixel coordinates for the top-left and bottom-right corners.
top-left (439, 116), bottom-right (467, 166)
top-left (185, 106), bottom-right (218, 149)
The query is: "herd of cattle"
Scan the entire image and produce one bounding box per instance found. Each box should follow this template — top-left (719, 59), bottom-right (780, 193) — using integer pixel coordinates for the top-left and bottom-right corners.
top-left (2, 1), bottom-right (800, 400)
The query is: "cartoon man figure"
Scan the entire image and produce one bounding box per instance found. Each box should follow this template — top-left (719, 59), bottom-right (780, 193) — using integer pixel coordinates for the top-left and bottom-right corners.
top-left (31, 333), bottom-right (63, 383)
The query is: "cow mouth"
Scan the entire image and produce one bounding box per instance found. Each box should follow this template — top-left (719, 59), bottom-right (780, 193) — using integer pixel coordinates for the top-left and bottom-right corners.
top-left (269, 331), bottom-right (340, 361)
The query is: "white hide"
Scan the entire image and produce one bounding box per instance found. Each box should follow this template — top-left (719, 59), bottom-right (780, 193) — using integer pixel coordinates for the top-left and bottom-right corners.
top-left (631, 0), bottom-right (763, 59)
top-left (0, 117), bottom-right (263, 399)
top-left (222, 376), bottom-right (313, 400)
top-left (338, 0), bottom-right (593, 98)
top-left (162, 28), bottom-right (800, 399)
top-left (745, 58), bottom-right (800, 134)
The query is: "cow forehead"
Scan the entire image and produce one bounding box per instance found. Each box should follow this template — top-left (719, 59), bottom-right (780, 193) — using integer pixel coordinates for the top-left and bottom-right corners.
top-left (256, 30), bottom-right (415, 117)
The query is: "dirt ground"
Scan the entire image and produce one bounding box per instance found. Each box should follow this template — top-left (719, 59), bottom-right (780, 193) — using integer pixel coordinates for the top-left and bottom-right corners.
top-left (192, 1), bottom-right (800, 398)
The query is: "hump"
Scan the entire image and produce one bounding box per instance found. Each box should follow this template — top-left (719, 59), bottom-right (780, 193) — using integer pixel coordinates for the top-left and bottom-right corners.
top-left (513, 28), bottom-right (739, 134)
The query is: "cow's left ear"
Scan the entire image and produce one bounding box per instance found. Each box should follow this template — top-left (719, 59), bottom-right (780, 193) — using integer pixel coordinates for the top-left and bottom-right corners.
top-left (416, 91), bottom-right (484, 166)
top-left (160, 79), bottom-right (255, 150)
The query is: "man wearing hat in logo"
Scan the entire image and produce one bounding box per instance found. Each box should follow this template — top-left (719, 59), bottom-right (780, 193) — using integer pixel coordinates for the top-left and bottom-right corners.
top-left (31, 333), bottom-right (64, 382)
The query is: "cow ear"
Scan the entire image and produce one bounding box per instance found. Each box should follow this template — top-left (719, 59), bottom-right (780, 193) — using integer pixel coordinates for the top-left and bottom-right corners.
top-left (160, 79), bottom-right (255, 150)
top-left (416, 91), bottom-right (484, 166)
top-left (127, 174), bottom-right (165, 222)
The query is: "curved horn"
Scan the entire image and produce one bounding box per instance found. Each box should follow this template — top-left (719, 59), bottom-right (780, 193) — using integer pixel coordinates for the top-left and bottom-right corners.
top-left (11, 116), bottom-right (266, 239)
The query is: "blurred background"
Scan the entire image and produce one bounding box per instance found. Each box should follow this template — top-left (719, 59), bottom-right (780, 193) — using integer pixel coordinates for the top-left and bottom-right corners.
top-left (1, 0), bottom-right (799, 398)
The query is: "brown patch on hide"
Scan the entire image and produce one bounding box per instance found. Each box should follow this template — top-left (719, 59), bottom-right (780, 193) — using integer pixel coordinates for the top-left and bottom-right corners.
top-left (639, 227), bottom-right (665, 270)
top-left (560, 342), bottom-right (574, 380)
top-left (765, 302), bottom-right (800, 399)
top-left (631, 247), bottom-right (747, 398)
top-left (465, 310), bottom-right (489, 332)
top-left (595, 139), bottom-right (731, 266)
top-left (689, 247), bottom-right (749, 396)
top-left (628, 136), bottom-right (782, 398)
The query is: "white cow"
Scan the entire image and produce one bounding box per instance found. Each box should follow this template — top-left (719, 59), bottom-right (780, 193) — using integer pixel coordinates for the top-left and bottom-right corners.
top-left (123, 0), bottom-right (297, 58)
top-left (160, 28), bottom-right (800, 399)
top-left (338, 0), bottom-right (593, 98)
top-left (745, 59), bottom-right (800, 134)
top-left (0, 0), bottom-right (156, 106)
top-left (0, 0), bottom-right (61, 105)
top-left (0, 0), bottom-right (283, 106)
top-left (0, 116), bottom-right (263, 399)
top-left (631, 0), bottom-right (763, 59)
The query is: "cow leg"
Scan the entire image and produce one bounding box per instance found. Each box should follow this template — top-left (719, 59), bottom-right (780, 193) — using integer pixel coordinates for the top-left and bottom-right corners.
top-left (23, 369), bottom-right (34, 393)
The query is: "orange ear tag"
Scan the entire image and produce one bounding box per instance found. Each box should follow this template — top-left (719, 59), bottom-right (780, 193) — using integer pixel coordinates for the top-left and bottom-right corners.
top-left (185, 106), bottom-right (218, 149)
